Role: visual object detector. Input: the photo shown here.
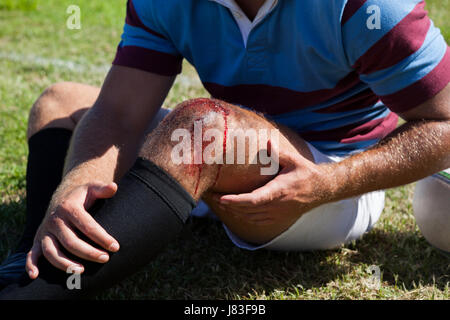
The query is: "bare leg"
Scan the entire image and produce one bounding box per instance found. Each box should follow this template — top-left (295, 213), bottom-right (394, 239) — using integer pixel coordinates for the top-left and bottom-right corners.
top-left (27, 81), bottom-right (170, 139)
top-left (27, 82), bottom-right (100, 139)
top-left (139, 98), bottom-right (314, 244)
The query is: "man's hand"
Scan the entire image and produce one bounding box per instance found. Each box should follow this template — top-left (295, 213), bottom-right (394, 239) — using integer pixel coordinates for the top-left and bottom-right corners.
top-left (24, 66), bottom-right (175, 278)
top-left (214, 146), bottom-right (332, 226)
top-left (26, 182), bottom-right (120, 279)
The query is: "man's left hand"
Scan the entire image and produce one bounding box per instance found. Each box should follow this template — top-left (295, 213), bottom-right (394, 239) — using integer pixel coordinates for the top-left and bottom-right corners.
top-left (212, 146), bottom-right (333, 226)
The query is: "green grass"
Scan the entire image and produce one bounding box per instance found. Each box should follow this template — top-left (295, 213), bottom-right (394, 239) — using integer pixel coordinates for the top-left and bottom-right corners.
top-left (0, 0), bottom-right (449, 300)
top-left (0, 0), bottom-right (38, 11)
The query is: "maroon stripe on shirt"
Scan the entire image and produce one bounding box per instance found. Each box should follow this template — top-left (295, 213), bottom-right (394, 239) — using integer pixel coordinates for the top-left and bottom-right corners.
top-left (301, 112), bottom-right (398, 143)
top-left (203, 72), bottom-right (361, 115)
top-left (315, 88), bottom-right (380, 114)
top-left (341, 0), bottom-right (367, 25)
top-left (113, 45), bottom-right (182, 76)
top-left (353, 1), bottom-right (430, 75)
top-left (126, 0), bottom-right (166, 39)
top-left (380, 46), bottom-right (450, 113)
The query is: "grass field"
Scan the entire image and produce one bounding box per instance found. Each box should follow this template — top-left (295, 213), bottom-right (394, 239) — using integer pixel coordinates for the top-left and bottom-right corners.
top-left (0, 0), bottom-right (449, 300)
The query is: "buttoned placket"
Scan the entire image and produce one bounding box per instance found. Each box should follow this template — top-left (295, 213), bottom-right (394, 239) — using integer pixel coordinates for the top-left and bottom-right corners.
top-left (208, 0), bottom-right (278, 48)
top-left (208, 0), bottom-right (279, 81)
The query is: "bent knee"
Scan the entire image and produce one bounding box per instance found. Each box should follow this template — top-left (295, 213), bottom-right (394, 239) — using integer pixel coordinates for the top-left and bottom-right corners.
top-left (143, 98), bottom-right (232, 153)
top-left (158, 98), bottom-right (271, 141)
top-left (27, 82), bottom-right (98, 139)
top-left (140, 98), bottom-right (280, 190)
top-left (139, 98), bottom-right (229, 160)
top-left (170, 98), bottom-right (235, 127)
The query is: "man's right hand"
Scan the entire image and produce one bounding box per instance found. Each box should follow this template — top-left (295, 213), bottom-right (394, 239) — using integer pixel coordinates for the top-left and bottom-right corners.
top-left (25, 182), bottom-right (120, 279)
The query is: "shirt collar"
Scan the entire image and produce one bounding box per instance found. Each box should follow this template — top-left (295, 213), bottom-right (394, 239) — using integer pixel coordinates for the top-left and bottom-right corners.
top-left (208, 0), bottom-right (278, 47)
top-left (208, 0), bottom-right (277, 22)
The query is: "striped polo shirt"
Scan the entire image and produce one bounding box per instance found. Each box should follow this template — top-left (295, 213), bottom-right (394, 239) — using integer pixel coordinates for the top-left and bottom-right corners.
top-left (113, 0), bottom-right (450, 156)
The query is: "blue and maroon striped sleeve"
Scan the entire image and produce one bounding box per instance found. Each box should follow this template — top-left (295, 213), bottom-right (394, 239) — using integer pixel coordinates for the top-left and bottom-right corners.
top-left (112, 0), bottom-right (183, 76)
top-left (341, 0), bottom-right (450, 113)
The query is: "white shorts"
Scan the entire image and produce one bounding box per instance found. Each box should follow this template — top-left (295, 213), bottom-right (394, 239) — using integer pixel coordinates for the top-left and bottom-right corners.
top-left (191, 143), bottom-right (385, 251)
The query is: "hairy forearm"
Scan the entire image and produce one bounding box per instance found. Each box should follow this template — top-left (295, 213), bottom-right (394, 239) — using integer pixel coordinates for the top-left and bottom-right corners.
top-left (323, 119), bottom-right (450, 202)
top-left (50, 107), bottom-right (144, 206)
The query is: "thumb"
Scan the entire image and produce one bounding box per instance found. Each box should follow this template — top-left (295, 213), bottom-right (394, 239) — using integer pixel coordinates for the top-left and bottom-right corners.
top-left (267, 139), bottom-right (294, 168)
top-left (268, 140), bottom-right (311, 169)
top-left (90, 182), bottom-right (118, 199)
top-left (85, 182), bottom-right (118, 208)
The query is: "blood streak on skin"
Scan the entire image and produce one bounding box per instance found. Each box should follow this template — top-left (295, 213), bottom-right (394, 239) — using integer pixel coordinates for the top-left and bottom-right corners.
top-left (213, 109), bottom-right (228, 188)
top-left (192, 117), bottom-right (205, 196)
top-left (177, 99), bottom-right (230, 195)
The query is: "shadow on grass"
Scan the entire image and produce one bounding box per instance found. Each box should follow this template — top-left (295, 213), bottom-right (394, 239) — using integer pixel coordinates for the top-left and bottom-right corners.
top-left (99, 219), bottom-right (343, 299)
top-left (2, 198), bottom-right (447, 299)
top-left (0, 197), bottom-right (26, 261)
top-left (347, 228), bottom-right (449, 291)
top-left (100, 217), bottom-right (449, 299)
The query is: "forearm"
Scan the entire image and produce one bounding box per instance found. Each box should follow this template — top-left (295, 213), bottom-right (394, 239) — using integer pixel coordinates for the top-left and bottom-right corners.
top-left (51, 107), bottom-right (144, 206)
top-left (323, 119), bottom-right (450, 202)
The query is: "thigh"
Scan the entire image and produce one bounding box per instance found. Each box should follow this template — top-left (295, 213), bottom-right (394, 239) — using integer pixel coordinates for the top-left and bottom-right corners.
top-left (39, 82), bottom-right (171, 134)
top-left (61, 82), bottom-right (101, 123)
top-left (28, 82), bottom-right (101, 138)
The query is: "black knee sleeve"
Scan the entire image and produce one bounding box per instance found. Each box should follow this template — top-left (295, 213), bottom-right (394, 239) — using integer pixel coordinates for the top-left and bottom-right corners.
top-left (17, 128), bottom-right (73, 253)
top-left (0, 158), bottom-right (196, 300)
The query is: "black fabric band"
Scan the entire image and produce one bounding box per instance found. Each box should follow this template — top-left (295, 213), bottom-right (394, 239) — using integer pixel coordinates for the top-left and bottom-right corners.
top-left (17, 127), bottom-right (73, 253)
top-left (129, 157), bottom-right (196, 224)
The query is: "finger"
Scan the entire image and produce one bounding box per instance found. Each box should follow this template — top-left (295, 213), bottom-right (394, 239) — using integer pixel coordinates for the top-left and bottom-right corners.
top-left (220, 178), bottom-right (283, 207)
top-left (84, 182), bottom-right (118, 208)
top-left (221, 203), bottom-right (274, 214)
top-left (249, 218), bottom-right (275, 226)
top-left (41, 234), bottom-right (84, 273)
top-left (52, 216), bottom-right (111, 263)
top-left (90, 182), bottom-right (118, 199)
top-left (229, 209), bottom-right (274, 225)
top-left (26, 242), bottom-right (42, 279)
top-left (67, 205), bottom-right (120, 252)
top-left (242, 212), bottom-right (272, 222)
top-left (268, 139), bottom-right (299, 168)
top-left (207, 192), bottom-right (227, 203)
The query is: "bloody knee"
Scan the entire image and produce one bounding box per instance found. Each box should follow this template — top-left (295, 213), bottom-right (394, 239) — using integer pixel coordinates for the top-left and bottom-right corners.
top-left (138, 98), bottom-right (232, 197)
top-left (138, 98), bottom-right (278, 197)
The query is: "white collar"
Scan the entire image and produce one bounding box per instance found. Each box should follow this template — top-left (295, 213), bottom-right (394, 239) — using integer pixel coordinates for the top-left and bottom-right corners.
top-left (208, 0), bottom-right (278, 47)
